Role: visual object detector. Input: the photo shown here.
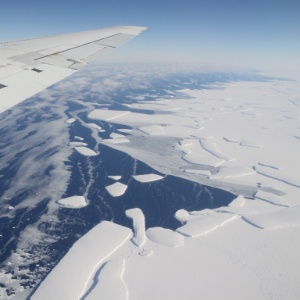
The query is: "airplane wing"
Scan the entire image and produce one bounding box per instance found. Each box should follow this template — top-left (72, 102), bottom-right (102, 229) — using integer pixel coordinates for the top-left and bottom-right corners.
top-left (0, 26), bottom-right (147, 114)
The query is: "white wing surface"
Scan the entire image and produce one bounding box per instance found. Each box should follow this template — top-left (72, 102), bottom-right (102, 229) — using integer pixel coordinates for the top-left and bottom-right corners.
top-left (0, 26), bottom-right (147, 113)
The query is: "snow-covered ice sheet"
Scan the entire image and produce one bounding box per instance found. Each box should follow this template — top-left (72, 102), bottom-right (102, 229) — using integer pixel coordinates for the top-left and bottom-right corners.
top-left (31, 79), bottom-right (300, 300)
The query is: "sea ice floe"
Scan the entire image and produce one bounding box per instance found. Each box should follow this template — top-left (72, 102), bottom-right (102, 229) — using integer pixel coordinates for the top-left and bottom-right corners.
top-left (146, 227), bottom-right (184, 248)
top-left (117, 128), bottom-right (132, 133)
top-left (176, 212), bottom-right (237, 238)
top-left (174, 209), bottom-right (190, 224)
top-left (105, 182), bottom-right (128, 197)
top-left (126, 208), bottom-right (146, 247)
top-left (228, 195), bottom-right (246, 208)
top-left (174, 208), bottom-right (217, 224)
top-left (56, 196), bottom-right (87, 208)
top-left (75, 136), bottom-right (84, 141)
top-left (69, 141), bottom-right (88, 147)
top-left (242, 205), bottom-right (300, 230)
top-left (31, 221), bottom-right (132, 300)
top-left (132, 174), bottom-right (164, 183)
top-left (65, 118), bottom-right (76, 124)
top-left (108, 175), bottom-right (122, 181)
top-left (74, 146), bottom-right (98, 156)
top-left (84, 123), bottom-right (104, 131)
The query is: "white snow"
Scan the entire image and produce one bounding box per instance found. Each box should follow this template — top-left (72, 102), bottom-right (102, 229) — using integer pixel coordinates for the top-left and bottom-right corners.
top-left (105, 182), bottom-right (128, 197)
top-left (132, 173), bottom-right (163, 183)
top-left (56, 196), bottom-right (87, 208)
top-left (31, 221), bottom-right (132, 300)
top-left (74, 146), bottom-right (98, 156)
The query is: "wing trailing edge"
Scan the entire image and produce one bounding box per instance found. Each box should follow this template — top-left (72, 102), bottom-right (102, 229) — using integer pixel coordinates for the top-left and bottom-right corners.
top-left (0, 26), bottom-right (148, 113)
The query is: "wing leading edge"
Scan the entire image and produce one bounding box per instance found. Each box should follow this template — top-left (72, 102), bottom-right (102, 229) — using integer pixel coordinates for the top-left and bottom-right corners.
top-left (0, 26), bottom-right (147, 113)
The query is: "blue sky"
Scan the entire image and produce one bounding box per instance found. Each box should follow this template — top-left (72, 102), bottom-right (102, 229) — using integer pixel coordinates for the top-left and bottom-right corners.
top-left (1, 0), bottom-right (300, 75)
